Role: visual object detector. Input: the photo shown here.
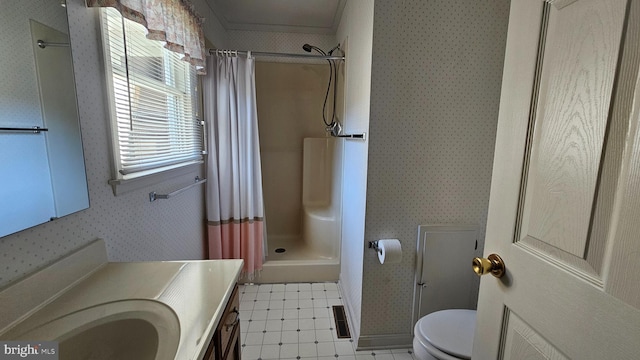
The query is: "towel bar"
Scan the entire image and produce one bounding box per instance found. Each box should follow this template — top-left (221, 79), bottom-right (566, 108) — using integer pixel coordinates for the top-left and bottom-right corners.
top-left (149, 176), bottom-right (206, 202)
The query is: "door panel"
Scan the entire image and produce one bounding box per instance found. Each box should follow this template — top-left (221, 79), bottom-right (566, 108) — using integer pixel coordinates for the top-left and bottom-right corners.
top-left (520, 0), bottom-right (625, 262)
top-left (474, 0), bottom-right (640, 359)
top-left (502, 311), bottom-right (568, 360)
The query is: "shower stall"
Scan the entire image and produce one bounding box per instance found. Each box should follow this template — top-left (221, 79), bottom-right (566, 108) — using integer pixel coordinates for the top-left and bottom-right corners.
top-left (256, 137), bottom-right (342, 283)
top-left (240, 45), bottom-right (344, 283)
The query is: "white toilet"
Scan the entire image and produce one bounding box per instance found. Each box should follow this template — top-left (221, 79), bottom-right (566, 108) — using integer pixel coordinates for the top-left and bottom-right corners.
top-left (413, 309), bottom-right (476, 360)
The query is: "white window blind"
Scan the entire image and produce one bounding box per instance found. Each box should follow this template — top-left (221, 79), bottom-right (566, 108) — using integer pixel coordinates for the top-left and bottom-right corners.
top-left (101, 8), bottom-right (203, 179)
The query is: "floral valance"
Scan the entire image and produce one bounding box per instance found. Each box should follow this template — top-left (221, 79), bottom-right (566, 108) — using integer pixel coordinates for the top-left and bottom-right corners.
top-left (87, 0), bottom-right (206, 74)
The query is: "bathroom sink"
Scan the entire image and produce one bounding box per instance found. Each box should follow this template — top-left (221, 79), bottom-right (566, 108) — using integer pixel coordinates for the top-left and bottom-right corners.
top-left (4, 299), bottom-right (180, 360)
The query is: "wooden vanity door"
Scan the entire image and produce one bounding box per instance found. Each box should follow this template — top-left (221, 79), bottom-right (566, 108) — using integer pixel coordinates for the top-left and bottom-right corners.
top-left (216, 285), bottom-right (241, 360)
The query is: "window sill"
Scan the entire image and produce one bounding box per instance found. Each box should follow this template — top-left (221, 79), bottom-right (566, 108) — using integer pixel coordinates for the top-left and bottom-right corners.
top-left (108, 161), bottom-right (204, 196)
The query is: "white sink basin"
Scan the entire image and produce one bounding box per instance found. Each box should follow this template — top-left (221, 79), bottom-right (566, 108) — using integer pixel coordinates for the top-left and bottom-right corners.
top-left (5, 300), bottom-right (180, 360)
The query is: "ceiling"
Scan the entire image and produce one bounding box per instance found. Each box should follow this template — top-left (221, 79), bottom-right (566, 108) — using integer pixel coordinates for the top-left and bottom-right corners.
top-left (207, 0), bottom-right (347, 34)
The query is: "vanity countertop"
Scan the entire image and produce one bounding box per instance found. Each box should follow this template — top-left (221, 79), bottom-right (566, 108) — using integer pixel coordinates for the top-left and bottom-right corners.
top-left (0, 240), bottom-right (243, 360)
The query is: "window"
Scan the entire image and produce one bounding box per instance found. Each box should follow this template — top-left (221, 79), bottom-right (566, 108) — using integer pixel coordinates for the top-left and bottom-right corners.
top-left (100, 8), bottom-right (203, 182)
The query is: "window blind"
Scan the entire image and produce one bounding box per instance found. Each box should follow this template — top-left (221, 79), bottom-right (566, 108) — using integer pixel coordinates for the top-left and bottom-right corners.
top-left (101, 8), bottom-right (202, 177)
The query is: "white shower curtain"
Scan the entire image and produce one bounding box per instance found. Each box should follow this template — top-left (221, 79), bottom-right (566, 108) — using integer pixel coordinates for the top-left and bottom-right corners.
top-left (203, 53), bottom-right (265, 279)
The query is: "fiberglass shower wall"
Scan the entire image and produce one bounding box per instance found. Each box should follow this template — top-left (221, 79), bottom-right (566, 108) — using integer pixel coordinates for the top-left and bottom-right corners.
top-left (255, 61), bottom-right (342, 256)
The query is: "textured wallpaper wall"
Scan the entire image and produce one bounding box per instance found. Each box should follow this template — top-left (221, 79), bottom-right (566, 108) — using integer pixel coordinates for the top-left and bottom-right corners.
top-left (360, 0), bottom-right (510, 341)
top-left (0, 0), bottom-right (228, 288)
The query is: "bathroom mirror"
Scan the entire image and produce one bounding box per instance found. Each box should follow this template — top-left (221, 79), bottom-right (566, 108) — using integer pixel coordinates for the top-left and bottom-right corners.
top-left (0, 0), bottom-right (89, 238)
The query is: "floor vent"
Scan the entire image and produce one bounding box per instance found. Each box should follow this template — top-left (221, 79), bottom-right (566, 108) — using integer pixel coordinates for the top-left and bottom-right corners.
top-left (332, 305), bottom-right (351, 339)
top-left (275, 248), bottom-right (286, 253)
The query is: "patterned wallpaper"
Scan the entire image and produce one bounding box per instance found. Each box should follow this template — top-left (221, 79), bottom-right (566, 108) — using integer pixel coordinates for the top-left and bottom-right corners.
top-left (1, 0), bottom-right (67, 127)
top-left (360, 0), bottom-right (510, 339)
top-left (1, 1), bottom-right (510, 349)
top-left (0, 0), bottom-right (221, 288)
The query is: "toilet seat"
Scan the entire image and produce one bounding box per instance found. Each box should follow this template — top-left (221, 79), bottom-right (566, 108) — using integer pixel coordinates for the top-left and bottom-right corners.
top-left (414, 309), bottom-right (476, 360)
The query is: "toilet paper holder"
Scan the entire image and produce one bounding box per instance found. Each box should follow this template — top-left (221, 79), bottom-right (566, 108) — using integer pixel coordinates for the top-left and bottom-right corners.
top-left (368, 241), bottom-right (382, 255)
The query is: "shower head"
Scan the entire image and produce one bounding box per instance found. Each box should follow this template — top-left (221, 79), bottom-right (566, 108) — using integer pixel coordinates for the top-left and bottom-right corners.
top-left (302, 43), bottom-right (326, 55)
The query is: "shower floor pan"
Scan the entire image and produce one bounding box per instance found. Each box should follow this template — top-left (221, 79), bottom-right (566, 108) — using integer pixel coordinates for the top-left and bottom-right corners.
top-left (240, 237), bottom-right (339, 283)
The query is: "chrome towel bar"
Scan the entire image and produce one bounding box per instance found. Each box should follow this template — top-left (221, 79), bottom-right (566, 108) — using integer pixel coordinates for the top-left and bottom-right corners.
top-left (149, 176), bottom-right (206, 202)
top-left (0, 126), bottom-right (48, 133)
top-left (37, 40), bottom-right (70, 48)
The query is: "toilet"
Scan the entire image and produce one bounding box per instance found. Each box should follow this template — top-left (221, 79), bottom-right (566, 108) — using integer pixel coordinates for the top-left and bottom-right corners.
top-left (413, 309), bottom-right (476, 360)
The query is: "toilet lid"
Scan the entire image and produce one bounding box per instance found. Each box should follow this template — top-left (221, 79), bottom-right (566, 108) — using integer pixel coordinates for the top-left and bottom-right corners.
top-left (415, 309), bottom-right (476, 359)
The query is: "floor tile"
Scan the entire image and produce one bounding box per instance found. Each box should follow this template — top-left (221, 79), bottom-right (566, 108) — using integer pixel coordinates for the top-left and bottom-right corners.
top-left (281, 330), bottom-right (299, 344)
top-left (242, 345), bottom-right (261, 360)
top-left (244, 332), bottom-right (264, 346)
top-left (240, 282), bottom-right (410, 360)
top-left (251, 309), bottom-right (268, 320)
top-left (280, 343), bottom-right (298, 358)
top-left (282, 319), bottom-right (298, 331)
top-left (263, 331), bottom-right (281, 345)
top-left (256, 292), bottom-right (271, 301)
top-left (298, 318), bottom-right (315, 330)
top-left (265, 319), bottom-right (283, 332)
top-left (298, 283), bottom-right (312, 291)
top-left (261, 344), bottom-right (281, 359)
top-left (267, 309), bottom-right (284, 320)
top-left (254, 300), bottom-right (269, 310)
top-left (335, 341), bottom-right (355, 355)
top-left (374, 354), bottom-right (395, 360)
top-left (316, 341), bottom-right (337, 357)
top-left (247, 320), bottom-right (266, 332)
top-left (315, 329), bottom-right (334, 342)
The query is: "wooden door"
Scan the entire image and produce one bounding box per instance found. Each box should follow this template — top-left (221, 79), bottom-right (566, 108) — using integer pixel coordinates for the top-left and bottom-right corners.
top-left (473, 0), bottom-right (640, 359)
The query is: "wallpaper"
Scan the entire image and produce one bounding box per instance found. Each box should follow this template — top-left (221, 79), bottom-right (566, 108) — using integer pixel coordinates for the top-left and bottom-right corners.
top-left (1, 1), bottom-right (511, 350)
top-left (360, 0), bottom-right (510, 339)
top-left (0, 0), bottom-right (220, 288)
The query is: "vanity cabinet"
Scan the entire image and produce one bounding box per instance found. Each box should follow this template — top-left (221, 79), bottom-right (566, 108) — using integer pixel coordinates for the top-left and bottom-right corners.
top-left (203, 284), bottom-right (241, 360)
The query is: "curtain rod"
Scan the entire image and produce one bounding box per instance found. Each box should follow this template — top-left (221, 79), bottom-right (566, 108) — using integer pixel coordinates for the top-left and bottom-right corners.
top-left (209, 49), bottom-right (344, 61)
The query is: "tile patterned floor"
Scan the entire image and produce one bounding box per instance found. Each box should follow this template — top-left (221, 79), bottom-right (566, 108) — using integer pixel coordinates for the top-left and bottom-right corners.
top-left (239, 283), bottom-right (416, 360)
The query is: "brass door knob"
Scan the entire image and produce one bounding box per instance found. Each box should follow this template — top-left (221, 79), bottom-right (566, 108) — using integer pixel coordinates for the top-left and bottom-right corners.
top-left (472, 253), bottom-right (505, 278)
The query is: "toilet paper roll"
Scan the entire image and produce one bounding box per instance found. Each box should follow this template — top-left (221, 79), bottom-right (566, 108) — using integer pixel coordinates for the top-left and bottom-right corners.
top-left (377, 239), bottom-right (402, 264)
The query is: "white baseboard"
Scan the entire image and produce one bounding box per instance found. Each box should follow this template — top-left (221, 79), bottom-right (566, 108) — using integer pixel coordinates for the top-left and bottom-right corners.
top-left (356, 334), bottom-right (413, 350)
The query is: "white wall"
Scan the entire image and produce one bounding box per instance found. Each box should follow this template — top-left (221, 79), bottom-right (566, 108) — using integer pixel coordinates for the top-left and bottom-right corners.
top-left (358, 0), bottom-right (510, 347)
top-left (335, 0), bottom-right (375, 345)
top-left (193, 0), bottom-right (228, 48)
top-left (0, 0), bottom-right (228, 288)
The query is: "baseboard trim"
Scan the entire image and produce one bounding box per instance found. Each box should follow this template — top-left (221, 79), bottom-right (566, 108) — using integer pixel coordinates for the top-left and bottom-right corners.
top-left (356, 334), bottom-right (413, 350)
top-left (338, 280), bottom-right (361, 343)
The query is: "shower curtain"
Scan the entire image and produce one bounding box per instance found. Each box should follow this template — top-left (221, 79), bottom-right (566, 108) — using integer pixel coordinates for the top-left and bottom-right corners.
top-left (203, 53), bottom-right (264, 279)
